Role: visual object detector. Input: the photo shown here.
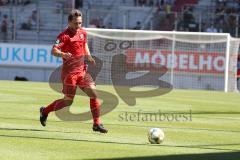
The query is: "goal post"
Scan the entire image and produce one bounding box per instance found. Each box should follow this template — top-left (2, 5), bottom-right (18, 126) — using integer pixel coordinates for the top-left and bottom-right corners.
top-left (85, 28), bottom-right (240, 92)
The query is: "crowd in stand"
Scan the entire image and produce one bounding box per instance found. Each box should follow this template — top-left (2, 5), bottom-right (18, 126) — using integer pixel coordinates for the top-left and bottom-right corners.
top-left (20, 9), bottom-right (37, 30)
top-left (213, 0), bottom-right (240, 36)
top-left (176, 0), bottom-right (240, 36)
top-left (0, 14), bottom-right (8, 41)
top-left (86, 0), bottom-right (175, 30)
top-left (0, 0), bottom-right (31, 6)
top-left (1, 0), bottom-right (240, 38)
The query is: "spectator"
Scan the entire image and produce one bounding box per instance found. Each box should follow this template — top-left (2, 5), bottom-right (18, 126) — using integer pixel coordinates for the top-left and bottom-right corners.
top-left (177, 18), bottom-right (185, 31)
top-left (205, 25), bottom-right (218, 33)
top-left (23, 0), bottom-right (31, 6)
top-left (12, 0), bottom-right (32, 5)
top-left (75, 0), bottom-right (83, 8)
top-left (20, 9), bottom-right (38, 30)
top-left (187, 19), bottom-right (199, 32)
top-left (183, 6), bottom-right (195, 30)
top-left (159, 14), bottom-right (174, 31)
top-left (147, 0), bottom-right (154, 6)
top-left (135, 0), bottom-right (147, 7)
top-left (164, 2), bottom-right (172, 14)
top-left (106, 22), bottom-right (112, 29)
top-left (11, 19), bottom-right (15, 40)
top-left (133, 21), bottom-right (141, 30)
top-left (89, 19), bottom-right (100, 28)
top-left (227, 15), bottom-right (237, 36)
top-left (216, 19), bottom-right (228, 33)
top-left (0, 0), bottom-right (8, 5)
top-left (27, 9), bottom-right (37, 29)
top-left (139, 0), bottom-right (147, 6)
top-left (1, 14), bottom-right (8, 42)
top-left (215, 2), bottom-right (226, 15)
top-left (134, 0), bottom-right (137, 6)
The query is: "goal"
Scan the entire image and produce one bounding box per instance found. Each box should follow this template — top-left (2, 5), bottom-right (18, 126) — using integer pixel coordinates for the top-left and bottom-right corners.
top-left (86, 28), bottom-right (240, 92)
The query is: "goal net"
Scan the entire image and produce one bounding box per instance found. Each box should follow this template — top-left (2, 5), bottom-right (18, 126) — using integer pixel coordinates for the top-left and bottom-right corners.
top-left (86, 28), bottom-right (240, 92)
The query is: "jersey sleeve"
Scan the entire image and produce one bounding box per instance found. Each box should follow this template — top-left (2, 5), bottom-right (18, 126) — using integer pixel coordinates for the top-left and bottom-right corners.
top-left (85, 30), bottom-right (87, 44)
top-left (83, 29), bottom-right (87, 51)
top-left (81, 28), bottom-right (87, 44)
top-left (53, 33), bottom-right (69, 50)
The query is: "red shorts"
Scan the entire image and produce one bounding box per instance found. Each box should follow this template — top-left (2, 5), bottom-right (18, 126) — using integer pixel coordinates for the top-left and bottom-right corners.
top-left (62, 72), bottom-right (95, 98)
top-left (237, 70), bottom-right (240, 78)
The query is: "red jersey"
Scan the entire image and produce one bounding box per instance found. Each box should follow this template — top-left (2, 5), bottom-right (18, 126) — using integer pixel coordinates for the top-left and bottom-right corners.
top-left (53, 28), bottom-right (87, 76)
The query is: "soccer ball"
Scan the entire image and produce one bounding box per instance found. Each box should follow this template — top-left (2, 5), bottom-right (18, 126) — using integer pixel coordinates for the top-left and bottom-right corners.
top-left (148, 128), bottom-right (165, 144)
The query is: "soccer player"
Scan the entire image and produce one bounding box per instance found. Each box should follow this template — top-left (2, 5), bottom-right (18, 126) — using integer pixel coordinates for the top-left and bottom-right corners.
top-left (39, 9), bottom-right (108, 133)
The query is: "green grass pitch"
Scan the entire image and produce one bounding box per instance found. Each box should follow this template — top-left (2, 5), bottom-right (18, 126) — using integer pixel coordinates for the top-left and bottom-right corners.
top-left (0, 80), bottom-right (240, 160)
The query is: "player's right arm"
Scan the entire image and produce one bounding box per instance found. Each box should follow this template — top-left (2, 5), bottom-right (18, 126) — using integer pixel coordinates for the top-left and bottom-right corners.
top-left (52, 47), bottom-right (72, 59)
top-left (52, 33), bottom-right (72, 59)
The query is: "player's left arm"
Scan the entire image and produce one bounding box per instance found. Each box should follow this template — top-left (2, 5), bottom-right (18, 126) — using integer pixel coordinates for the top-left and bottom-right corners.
top-left (84, 42), bottom-right (96, 65)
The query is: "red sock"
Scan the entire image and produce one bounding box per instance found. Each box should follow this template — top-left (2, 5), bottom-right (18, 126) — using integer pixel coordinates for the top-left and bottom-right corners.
top-left (43, 99), bottom-right (67, 115)
top-left (90, 98), bottom-right (101, 125)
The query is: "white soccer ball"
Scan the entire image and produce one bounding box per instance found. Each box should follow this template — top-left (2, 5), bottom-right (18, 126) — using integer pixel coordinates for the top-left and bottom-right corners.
top-left (148, 128), bottom-right (165, 144)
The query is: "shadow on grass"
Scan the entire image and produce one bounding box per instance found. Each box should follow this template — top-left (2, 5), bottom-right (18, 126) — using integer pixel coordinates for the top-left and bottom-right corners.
top-left (1, 115), bottom-right (240, 134)
top-left (84, 152), bottom-right (240, 160)
top-left (0, 127), bottom-right (82, 134)
top-left (0, 133), bottom-right (239, 152)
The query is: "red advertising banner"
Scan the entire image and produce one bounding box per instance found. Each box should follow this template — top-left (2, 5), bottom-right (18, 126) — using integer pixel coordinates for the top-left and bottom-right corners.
top-left (126, 49), bottom-right (225, 74)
